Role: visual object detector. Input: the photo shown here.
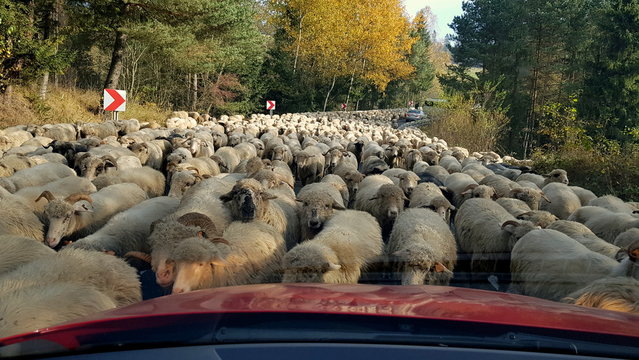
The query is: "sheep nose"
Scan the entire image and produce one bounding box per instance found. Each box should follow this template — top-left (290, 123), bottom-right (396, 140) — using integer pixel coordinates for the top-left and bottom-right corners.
top-left (309, 219), bottom-right (321, 228)
top-left (563, 179), bottom-right (569, 184)
top-left (406, 187), bottom-right (414, 195)
top-left (389, 209), bottom-right (398, 218)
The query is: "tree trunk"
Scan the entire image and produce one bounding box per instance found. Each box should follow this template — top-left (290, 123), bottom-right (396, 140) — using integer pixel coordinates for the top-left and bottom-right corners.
top-left (39, 72), bottom-right (49, 100)
top-left (345, 70), bottom-right (355, 110)
top-left (104, 29), bottom-right (128, 89)
top-left (293, 14), bottom-right (305, 74)
top-left (191, 73), bottom-right (198, 110)
top-left (323, 75), bottom-right (337, 112)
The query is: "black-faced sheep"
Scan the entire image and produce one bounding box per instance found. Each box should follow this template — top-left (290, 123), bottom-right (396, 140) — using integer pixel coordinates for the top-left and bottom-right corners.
top-left (282, 210), bottom-right (383, 283)
top-left (387, 208), bottom-right (456, 285)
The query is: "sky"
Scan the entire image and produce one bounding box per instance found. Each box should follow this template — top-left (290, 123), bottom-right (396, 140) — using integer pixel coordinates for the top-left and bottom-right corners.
top-left (402, 0), bottom-right (464, 41)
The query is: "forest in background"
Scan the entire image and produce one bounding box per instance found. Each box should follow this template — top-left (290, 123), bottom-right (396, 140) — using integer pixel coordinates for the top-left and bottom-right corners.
top-left (2, 0), bottom-right (639, 198)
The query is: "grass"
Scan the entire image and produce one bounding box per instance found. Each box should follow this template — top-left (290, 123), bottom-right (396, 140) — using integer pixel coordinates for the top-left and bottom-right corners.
top-left (0, 86), bottom-right (171, 129)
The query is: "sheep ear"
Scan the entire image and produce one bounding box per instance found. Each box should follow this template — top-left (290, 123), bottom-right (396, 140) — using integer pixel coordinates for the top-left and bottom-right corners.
top-left (327, 262), bottom-right (341, 271)
top-left (448, 204), bottom-right (456, 211)
top-left (369, 195), bottom-right (379, 201)
top-left (197, 231), bottom-right (208, 239)
top-left (219, 191), bottom-right (234, 202)
top-left (434, 262), bottom-right (449, 273)
top-left (125, 251), bottom-right (152, 263)
top-left (332, 200), bottom-right (346, 210)
top-left (501, 220), bottom-right (520, 230)
top-left (516, 211), bottom-right (533, 219)
top-left (541, 193), bottom-right (551, 203)
top-left (210, 256), bottom-right (226, 267)
top-left (73, 201), bottom-right (93, 213)
top-left (262, 192), bottom-right (278, 200)
top-left (202, 174), bottom-right (212, 179)
top-left (402, 195), bottom-right (410, 201)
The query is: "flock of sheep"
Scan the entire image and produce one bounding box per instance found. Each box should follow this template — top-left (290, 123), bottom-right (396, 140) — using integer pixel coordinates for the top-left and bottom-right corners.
top-left (0, 108), bottom-right (638, 338)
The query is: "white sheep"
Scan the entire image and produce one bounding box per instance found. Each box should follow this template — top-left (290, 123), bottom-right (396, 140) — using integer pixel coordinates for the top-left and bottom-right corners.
top-left (296, 182), bottom-right (345, 241)
top-left (91, 166), bottom-right (166, 198)
top-left (455, 198), bottom-right (539, 288)
top-left (0, 236), bottom-right (55, 275)
top-left (569, 186), bottom-right (597, 206)
top-left (588, 195), bottom-right (635, 213)
top-left (354, 175), bottom-right (408, 238)
top-left (0, 282), bottom-right (116, 338)
top-left (382, 168), bottom-right (420, 197)
top-left (407, 182), bottom-right (455, 220)
top-left (0, 162), bottom-right (75, 193)
top-left (282, 210), bottom-right (383, 283)
top-left (568, 206), bottom-right (639, 243)
top-left (39, 183), bottom-right (148, 247)
top-left (320, 174), bottom-right (350, 206)
top-left (387, 208), bottom-right (456, 285)
top-left (439, 155), bottom-right (462, 173)
top-left (171, 220), bottom-right (286, 294)
top-left (69, 196), bottom-right (180, 256)
top-left (0, 194), bottom-right (45, 242)
top-left (547, 220), bottom-right (621, 259)
top-left (510, 229), bottom-right (638, 301)
top-left (614, 228), bottom-right (639, 250)
top-left (539, 182), bottom-right (581, 219)
top-left (561, 277), bottom-right (639, 314)
top-left (0, 247), bottom-right (141, 307)
top-left (516, 169), bottom-right (569, 188)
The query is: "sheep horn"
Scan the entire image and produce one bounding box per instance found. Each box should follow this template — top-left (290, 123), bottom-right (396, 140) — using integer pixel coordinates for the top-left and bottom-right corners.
top-left (186, 166), bottom-right (200, 175)
top-left (101, 155), bottom-right (118, 168)
top-left (177, 212), bottom-right (218, 236)
top-left (501, 220), bottom-right (521, 229)
top-left (462, 184), bottom-right (479, 192)
top-left (125, 251), bottom-right (152, 263)
top-left (65, 193), bottom-right (93, 204)
top-left (210, 237), bottom-right (230, 245)
top-left (36, 190), bottom-right (56, 203)
top-left (541, 192), bottom-right (551, 203)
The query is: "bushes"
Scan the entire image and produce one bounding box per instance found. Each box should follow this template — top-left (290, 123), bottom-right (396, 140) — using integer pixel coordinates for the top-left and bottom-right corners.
top-left (422, 95), bottom-right (509, 153)
top-left (531, 145), bottom-right (639, 201)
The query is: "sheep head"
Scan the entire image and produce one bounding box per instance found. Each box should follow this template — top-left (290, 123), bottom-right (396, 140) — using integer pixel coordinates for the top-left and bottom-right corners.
top-left (509, 187), bottom-right (546, 210)
top-left (370, 184), bottom-right (408, 222)
top-left (220, 178), bottom-right (277, 222)
top-left (543, 169), bottom-right (569, 186)
top-left (393, 244), bottom-right (452, 285)
top-left (516, 210), bottom-right (558, 228)
top-left (41, 192), bottom-right (93, 248)
top-left (297, 193), bottom-right (345, 238)
top-left (419, 196), bottom-right (455, 220)
top-left (167, 170), bottom-right (203, 198)
top-left (282, 242), bottom-right (341, 283)
top-left (171, 235), bottom-right (230, 294)
top-left (397, 171), bottom-right (420, 197)
top-left (501, 220), bottom-right (539, 249)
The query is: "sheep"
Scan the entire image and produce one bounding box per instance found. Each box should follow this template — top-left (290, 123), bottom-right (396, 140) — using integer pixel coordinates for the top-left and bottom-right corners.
top-left (333, 163), bottom-right (365, 205)
top-left (420, 165), bottom-right (450, 183)
top-left (0, 195), bottom-right (45, 242)
top-left (439, 155), bottom-right (462, 173)
top-left (387, 208), bottom-right (456, 285)
top-left (296, 183), bottom-right (346, 241)
top-left (360, 155), bottom-right (389, 175)
top-left (614, 228), bottom-right (639, 250)
top-left (547, 220), bottom-right (622, 259)
top-left (211, 146), bottom-right (241, 173)
top-left (0, 130), bottom-right (32, 152)
top-left (444, 173), bottom-right (495, 206)
top-left (588, 195), bottom-right (635, 213)
top-left (403, 149), bottom-right (423, 172)
top-left (91, 167), bottom-right (166, 198)
top-left (77, 121), bottom-right (119, 139)
top-left (12, 176), bottom-right (97, 218)
top-left (31, 123), bottom-right (77, 142)
top-left (516, 169), bottom-right (569, 188)
top-left (234, 142), bottom-right (258, 161)
top-left (0, 236), bottom-right (55, 275)
top-left (39, 183), bottom-right (148, 248)
top-left (0, 162), bottom-right (76, 193)
top-left (361, 143), bottom-right (385, 162)
top-left (383, 145), bottom-right (400, 168)
top-left (569, 186), bottom-right (597, 206)
top-left (0, 247), bottom-right (141, 307)
top-left (354, 175), bottom-right (407, 239)
top-left (320, 174), bottom-right (350, 206)
top-left (295, 145), bottom-right (325, 185)
top-left (171, 220), bottom-right (286, 294)
top-left (408, 182), bottom-right (455, 220)
top-left (538, 182), bottom-right (581, 219)
top-left (455, 198), bottom-right (539, 288)
top-left (382, 169), bottom-right (420, 197)
top-left (0, 283), bottom-right (116, 338)
top-left (514, 210), bottom-right (558, 228)
top-left (282, 210), bottom-right (383, 283)
top-left (127, 140), bottom-right (169, 170)
top-left (568, 206), bottom-right (639, 243)
top-left (510, 229), bottom-right (638, 301)
top-left (68, 197), bottom-right (180, 256)
top-left (220, 178), bottom-right (297, 246)
top-left (561, 277), bottom-right (639, 314)
top-left (0, 154), bottom-right (38, 177)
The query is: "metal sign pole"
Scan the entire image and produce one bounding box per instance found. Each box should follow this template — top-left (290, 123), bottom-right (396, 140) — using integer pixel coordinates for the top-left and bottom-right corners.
top-left (270, 109), bottom-right (273, 116)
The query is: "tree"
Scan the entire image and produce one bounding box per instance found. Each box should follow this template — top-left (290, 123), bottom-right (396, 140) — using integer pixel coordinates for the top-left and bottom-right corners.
top-left (578, 0), bottom-right (639, 143)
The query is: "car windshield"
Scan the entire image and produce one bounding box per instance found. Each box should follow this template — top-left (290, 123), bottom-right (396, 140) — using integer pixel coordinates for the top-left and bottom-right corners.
top-left (1, 0), bottom-right (638, 358)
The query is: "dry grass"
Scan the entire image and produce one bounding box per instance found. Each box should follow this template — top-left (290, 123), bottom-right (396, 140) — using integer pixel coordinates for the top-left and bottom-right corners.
top-left (0, 86), bottom-right (171, 129)
top-left (421, 97), bottom-right (509, 153)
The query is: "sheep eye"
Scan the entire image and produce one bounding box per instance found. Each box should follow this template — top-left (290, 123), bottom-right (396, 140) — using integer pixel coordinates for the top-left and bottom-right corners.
top-left (554, 174), bottom-right (560, 177)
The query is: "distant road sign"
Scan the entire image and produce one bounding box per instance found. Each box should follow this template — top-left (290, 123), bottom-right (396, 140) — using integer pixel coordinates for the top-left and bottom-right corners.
top-left (104, 89), bottom-right (126, 112)
top-left (266, 100), bottom-right (276, 110)
top-left (408, 100), bottom-right (414, 107)
top-left (341, 103), bottom-right (347, 110)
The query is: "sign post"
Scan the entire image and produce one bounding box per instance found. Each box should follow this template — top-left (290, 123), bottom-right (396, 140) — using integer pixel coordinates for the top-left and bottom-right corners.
top-left (103, 89), bottom-right (126, 121)
top-left (266, 100), bottom-right (276, 116)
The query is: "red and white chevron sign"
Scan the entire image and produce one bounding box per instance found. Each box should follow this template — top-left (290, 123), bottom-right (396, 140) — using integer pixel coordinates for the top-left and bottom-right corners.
top-left (266, 100), bottom-right (276, 110)
top-left (104, 89), bottom-right (126, 112)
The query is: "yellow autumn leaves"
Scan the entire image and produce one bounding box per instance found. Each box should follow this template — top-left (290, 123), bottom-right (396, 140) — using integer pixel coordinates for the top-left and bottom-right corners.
top-left (271, 0), bottom-right (416, 91)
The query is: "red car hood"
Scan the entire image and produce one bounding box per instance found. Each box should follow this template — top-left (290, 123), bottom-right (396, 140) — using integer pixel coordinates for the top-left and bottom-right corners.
top-left (2, 284), bottom-right (638, 346)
